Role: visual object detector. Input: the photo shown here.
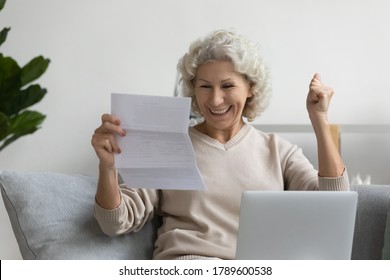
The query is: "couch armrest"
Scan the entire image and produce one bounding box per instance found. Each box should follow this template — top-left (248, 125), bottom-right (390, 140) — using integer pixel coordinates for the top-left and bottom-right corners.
top-left (351, 185), bottom-right (390, 260)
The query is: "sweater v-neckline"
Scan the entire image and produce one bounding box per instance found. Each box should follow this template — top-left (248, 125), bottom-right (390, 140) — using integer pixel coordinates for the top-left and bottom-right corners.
top-left (189, 124), bottom-right (251, 151)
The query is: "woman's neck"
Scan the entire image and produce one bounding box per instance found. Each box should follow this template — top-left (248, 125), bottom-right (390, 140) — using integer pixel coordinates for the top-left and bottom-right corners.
top-left (194, 120), bottom-right (245, 144)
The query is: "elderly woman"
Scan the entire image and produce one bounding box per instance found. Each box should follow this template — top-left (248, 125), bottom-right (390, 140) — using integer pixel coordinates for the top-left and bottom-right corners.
top-left (91, 29), bottom-right (349, 260)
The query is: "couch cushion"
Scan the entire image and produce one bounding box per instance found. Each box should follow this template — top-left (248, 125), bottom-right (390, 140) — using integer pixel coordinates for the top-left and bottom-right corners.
top-left (0, 170), bottom-right (159, 259)
top-left (351, 185), bottom-right (390, 260)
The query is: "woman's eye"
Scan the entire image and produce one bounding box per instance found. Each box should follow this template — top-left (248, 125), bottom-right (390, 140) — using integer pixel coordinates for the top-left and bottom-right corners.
top-left (200, 85), bottom-right (211, 89)
top-left (222, 84), bottom-right (234, 89)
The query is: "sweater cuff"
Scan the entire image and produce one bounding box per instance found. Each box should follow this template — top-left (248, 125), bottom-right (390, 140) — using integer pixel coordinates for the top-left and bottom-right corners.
top-left (318, 168), bottom-right (350, 191)
top-left (94, 198), bottom-right (125, 224)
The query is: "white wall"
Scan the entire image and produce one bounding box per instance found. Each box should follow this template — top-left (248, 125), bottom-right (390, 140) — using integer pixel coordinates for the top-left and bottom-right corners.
top-left (1, 0), bottom-right (390, 259)
top-left (0, 0), bottom-right (389, 176)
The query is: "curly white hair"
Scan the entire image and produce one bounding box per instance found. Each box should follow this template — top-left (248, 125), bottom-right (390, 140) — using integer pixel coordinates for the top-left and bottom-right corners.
top-left (177, 29), bottom-right (271, 122)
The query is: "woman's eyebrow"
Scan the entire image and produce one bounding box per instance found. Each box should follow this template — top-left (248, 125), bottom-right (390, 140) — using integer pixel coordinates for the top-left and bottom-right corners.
top-left (197, 78), bottom-right (234, 83)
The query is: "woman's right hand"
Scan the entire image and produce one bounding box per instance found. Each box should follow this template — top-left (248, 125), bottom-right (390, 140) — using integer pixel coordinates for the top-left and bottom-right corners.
top-left (91, 114), bottom-right (126, 169)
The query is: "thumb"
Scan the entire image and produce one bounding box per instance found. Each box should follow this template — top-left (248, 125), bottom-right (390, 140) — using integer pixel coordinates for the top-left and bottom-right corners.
top-left (313, 73), bottom-right (321, 82)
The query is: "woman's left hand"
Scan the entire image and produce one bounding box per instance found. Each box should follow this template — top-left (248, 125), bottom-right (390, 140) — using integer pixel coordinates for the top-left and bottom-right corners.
top-left (306, 73), bottom-right (345, 177)
top-left (306, 73), bottom-right (334, 123)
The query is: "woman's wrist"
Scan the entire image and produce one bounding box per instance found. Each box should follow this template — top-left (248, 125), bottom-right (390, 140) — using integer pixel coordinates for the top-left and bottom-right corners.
top-left (96, 164), bottom-right (121, 209)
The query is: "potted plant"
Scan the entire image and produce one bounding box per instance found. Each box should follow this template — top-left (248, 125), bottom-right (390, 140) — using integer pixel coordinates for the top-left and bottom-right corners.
top-left (0, 0), bottom-right (50, 151)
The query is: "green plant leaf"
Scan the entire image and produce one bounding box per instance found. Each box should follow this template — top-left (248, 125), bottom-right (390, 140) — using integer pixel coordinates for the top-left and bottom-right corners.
top-left (0, 84), bottom-right (47, 116)
top-left (21, 56), bottom-right (50, 87)
top-left (0, 27), bottom-right (10, 47)
top-left (0, 0), bottom-right (6, 12)
top-left (0, 111), bottom-right (9, 140)
top-left (0, 54), bottom-right (22, 96)
top-left (0, 110), bottom-right (45, 151)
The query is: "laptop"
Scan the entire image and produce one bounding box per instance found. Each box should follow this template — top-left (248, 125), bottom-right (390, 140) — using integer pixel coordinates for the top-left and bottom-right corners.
top-left (235, 191), bottom-right (358, 260)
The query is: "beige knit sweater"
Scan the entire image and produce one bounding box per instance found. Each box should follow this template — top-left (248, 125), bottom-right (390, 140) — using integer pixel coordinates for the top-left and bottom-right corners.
top-left (94, 124), bottom-right (350, 260)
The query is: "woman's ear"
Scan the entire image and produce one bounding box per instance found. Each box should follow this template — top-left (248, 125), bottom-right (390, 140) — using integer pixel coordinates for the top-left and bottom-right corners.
top-left (247, 81), bottom-right (254, 97)
top-left (191, 75), bottom-right (196, 86)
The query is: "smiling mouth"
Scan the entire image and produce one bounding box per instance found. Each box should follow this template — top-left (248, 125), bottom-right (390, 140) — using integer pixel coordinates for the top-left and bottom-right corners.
top-left (209, 106), bottom-right (231, 115)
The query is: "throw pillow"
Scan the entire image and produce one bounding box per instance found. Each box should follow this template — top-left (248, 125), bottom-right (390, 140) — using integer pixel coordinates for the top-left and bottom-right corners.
top-left (0, 170), bottom-right (159, 259)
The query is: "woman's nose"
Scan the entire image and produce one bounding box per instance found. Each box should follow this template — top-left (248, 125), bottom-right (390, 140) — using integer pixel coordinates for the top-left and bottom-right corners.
top-left (209, 88), bottom-right (224, 106)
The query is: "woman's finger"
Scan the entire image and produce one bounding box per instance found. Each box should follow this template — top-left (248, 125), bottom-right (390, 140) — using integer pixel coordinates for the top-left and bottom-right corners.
top-left (93, 134), bottom-right (121, 153)
top-left (101, 114), bottom-right (121, 125)
top-left (95, 120), bottom-right (126, 136)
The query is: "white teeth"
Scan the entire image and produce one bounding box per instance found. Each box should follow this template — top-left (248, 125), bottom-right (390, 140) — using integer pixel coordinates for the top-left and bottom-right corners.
top-left (210, 107), bottom-right (229, 115)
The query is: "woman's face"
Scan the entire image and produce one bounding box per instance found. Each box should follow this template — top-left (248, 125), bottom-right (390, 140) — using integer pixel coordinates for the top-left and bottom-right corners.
top-left (194, 60), bottom-right (252, 137)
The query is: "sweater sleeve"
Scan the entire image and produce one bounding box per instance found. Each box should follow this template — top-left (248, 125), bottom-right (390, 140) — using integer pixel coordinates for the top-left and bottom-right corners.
top-left (282, 141), bottom-right (350, 191)
top-left (94, 184), bottom-right (160, 236)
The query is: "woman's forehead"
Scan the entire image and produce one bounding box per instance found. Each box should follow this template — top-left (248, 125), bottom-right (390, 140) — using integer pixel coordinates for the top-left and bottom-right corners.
top-left (195, 61), bottom-right (244, 81)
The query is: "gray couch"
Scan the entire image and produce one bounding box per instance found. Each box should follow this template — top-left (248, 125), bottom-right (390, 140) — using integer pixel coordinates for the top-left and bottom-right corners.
top-left (350, 185), bottom-right (390, 259)
top-left (1, 170), bottom-right (390, 260)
